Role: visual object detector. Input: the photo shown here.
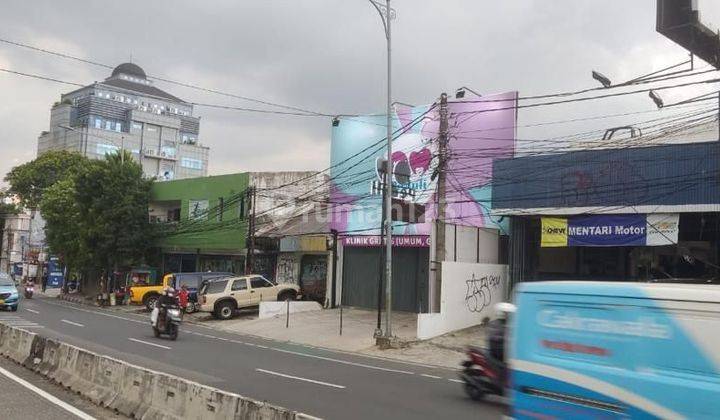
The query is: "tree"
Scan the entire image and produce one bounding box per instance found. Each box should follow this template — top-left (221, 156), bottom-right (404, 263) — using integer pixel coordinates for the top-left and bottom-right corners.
top-left (4, 151), bottom-right (87, 208)
top-left (40, 178), bottom-right (85, 274)
top-left (74, 151), bottom-right (157, 276)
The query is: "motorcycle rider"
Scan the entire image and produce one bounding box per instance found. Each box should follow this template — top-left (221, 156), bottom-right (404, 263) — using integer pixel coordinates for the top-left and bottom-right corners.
top-left (151, 287), bottom-right (178, 328)
top-left (488, 302), bottom-right (516, 362)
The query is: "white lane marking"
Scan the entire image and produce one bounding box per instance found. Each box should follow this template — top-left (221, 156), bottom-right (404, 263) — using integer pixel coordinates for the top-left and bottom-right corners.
top-left (25, 308), bottom-right (40, 314)
top-left (41, 301), bottom-right (146, 325)
top-left (61, 319), bottom-right (85, 327)
top-left (128, 338), bottom-right (171, 350)
top-left (268, 346), bottom-right (414, 375)
top-left (448, 379), bottom-right (464, 383)
top-left (0, 365), bottom-right (97, 420)
top-left (420, 374), bottom-right (442, 379)
top-left (256, 368), bottom-right (346, 389)
top-left (41, 300), bottom-right (437, 378)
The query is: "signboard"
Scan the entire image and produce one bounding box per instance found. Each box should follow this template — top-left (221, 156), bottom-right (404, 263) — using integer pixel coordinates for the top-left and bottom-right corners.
top-left (189, 199), bottom-right (209, 220)
top-left (341, 235), bottom-right (430, 247)
top-left (541, 214), bottom-right (679, 247)
top-left (330, 91), bottom-right (518, 242)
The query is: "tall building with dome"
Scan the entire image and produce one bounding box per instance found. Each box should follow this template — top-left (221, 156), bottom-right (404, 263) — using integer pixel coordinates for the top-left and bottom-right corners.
top-left (36, 63), bottom-right (208, 180)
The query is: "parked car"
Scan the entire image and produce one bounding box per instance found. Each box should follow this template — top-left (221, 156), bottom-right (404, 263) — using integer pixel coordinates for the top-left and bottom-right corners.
top-left (0, 272), bottom-right (19, 311)
top-left (130, 271), bottom-right (233, 311)
top-left (199, 275), bottom-right (301, 320)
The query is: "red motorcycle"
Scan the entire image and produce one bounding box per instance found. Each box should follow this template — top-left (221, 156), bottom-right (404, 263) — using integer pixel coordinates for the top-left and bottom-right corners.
top-left (460, 345), bottom-right (507, 400)
top-left (460, 303), bottom-right (515, 401)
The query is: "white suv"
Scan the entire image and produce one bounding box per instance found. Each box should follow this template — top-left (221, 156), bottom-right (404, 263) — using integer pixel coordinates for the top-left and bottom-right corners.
top-left (199, 275), bottom-right (301, 320)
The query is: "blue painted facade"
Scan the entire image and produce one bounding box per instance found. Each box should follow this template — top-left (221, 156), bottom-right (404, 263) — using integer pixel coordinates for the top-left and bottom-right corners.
top-left (492, 141), bottom-right (720, 211)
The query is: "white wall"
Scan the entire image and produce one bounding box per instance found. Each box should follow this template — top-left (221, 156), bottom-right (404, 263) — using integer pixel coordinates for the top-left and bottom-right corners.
top-left (417, 262), bottom-right (508, 340)
top-left (444, 225), bottom-right (500, 264)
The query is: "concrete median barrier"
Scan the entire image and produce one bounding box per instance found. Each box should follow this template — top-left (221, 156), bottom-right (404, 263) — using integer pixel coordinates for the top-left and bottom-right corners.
top-left (0, 321), bottom-right (315, 419)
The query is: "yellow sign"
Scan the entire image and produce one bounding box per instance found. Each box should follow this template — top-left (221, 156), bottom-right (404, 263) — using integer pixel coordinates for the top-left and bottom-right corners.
top-left (541, 217), bottom-right (568, 247)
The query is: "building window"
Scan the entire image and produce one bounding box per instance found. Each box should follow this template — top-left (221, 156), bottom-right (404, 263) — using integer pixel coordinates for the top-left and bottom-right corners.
top-left (96, 143), bottom-right (119, 156)
top-left (115, 122), bottom-right (122, 132)
top-left (181, 158), bottom-right (203, 170)
top-left (132, 122), bottom-right (142, 131)
top-left (105, 120), bottom-right (112, 130)
top-left (94, 118), bottom-right (102, 129)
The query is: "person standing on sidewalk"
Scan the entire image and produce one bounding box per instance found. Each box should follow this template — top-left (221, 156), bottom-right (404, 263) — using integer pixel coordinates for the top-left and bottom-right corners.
top-left (41, 272), bottom-right (48, 293)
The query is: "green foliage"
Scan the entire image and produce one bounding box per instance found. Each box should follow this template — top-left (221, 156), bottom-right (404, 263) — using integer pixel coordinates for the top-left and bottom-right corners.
top-left (73, 151), bottom-right (157, 271)
top-left (40, 178), bottom-right (86, 270)
top-left (33, 150), bottom-right (156, 275)
top-left (4, 151), bottom-right (87, 208)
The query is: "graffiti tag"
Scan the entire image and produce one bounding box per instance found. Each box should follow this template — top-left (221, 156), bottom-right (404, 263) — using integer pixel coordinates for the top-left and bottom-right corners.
top-left (465, 274), bottom-right (501, 313)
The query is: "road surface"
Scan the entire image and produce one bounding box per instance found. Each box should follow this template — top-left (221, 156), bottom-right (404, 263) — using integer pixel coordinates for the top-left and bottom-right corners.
top-left (0, 295), bottom-right (506, 419)
top-left (0, 354), bottom-right (127, 419)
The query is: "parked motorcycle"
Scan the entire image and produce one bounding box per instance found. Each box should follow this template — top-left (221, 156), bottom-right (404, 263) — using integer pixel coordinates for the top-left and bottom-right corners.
top-left (152, 304), bottom-right (182, 340)
top-left (460, 302), bottom-right (516, 401)
top-left (24, 283), bottom-right (35, 299)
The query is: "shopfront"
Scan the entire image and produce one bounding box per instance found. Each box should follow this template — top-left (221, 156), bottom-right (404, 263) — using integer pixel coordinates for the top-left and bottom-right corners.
top-left (492, 141), bottom-right (720, 285)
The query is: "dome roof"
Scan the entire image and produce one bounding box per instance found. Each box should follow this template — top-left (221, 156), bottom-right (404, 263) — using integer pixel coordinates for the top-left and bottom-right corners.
top-left (110, 63), bottom-right (147, 79)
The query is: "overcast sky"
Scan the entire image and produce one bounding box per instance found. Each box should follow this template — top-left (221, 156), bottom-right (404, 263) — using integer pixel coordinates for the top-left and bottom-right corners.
top-left (2, 0), bottom-right (720, 184)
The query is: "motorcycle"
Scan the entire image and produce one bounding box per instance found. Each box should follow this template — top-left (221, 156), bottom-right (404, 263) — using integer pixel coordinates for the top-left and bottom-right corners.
top-left (24, 283), bottom-right (35, 299)
top-left (153, 304), bottom-right (182, 340)
top-left (460, 302), bottom-right (516, 401)
top-left (460, 345), bottom-right (507, 401)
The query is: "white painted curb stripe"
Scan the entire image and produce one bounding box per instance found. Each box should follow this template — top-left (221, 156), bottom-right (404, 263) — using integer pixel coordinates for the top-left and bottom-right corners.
top-left (256, 368), bottom-right (346, 389)
top-left (128, 338), bottom-right (171, 350)
top-left (0, 365), bottom-right (97, 420)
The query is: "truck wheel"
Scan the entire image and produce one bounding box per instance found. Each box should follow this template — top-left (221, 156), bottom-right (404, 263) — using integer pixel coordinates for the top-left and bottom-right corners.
top-left (215, 301), bottom-right (235, 320)
top-left (144, 294), bottom-right (159, 311)
top-left (277, 291), bottom-right (297, 302)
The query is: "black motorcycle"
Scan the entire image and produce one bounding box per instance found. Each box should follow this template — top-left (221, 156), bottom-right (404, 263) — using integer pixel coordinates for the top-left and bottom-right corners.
top-left (153, 304), bottom-right (182, 340)
top-left (460, 303), bottom-right (515, 401)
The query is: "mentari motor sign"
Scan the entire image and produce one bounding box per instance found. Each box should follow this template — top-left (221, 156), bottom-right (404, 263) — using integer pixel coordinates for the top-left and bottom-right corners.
top-left (541, 214), bottom-right (679, 247)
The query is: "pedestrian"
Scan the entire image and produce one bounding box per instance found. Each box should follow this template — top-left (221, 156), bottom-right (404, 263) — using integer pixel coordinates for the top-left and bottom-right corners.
top-left (178, 284), bottom-right (189, 314)
top-left (41, 272), bottom-right (48, 293)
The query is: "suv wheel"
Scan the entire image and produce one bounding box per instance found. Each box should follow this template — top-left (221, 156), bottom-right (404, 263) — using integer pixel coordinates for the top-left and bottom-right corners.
top-left (215, 301), bottom-right (236, 320)
top-left (277, 290), bottom-right (297, 302)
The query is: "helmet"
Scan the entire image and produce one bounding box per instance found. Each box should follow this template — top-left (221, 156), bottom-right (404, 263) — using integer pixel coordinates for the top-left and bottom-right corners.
top-left (494, 302), bottom-right (516, 317)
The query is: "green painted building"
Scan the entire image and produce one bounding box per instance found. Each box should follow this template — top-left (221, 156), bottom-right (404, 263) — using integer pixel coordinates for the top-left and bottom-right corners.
top-left (150, 172), bottom-right (250, 274)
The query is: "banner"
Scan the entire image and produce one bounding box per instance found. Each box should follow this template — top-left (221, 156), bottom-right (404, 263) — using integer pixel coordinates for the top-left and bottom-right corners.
top-left (330, 92), bottom-right (518, 242)
top-left (540, 214), bottom-right (679, 247)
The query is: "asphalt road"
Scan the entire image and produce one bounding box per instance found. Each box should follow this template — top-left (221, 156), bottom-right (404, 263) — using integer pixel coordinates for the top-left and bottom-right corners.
top-left (0, 353), bottom-right (128, 420)
top-left (0, 295), bottom-right (506, 420)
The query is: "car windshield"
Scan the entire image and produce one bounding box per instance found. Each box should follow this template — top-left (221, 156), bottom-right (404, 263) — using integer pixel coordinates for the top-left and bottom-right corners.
top-left (201, 279), bottom-right (228, 295)
top-left (0, 274), bottom-right (13, 286)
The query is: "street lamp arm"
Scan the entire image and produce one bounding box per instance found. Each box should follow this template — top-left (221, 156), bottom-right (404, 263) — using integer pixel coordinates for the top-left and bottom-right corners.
top-left (368, 0), bottom-right (389, 39)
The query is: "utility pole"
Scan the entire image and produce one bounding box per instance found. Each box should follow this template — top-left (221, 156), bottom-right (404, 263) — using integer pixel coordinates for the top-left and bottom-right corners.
top-left (245, 186), bottom-right (256, 274)
top-left (433, 93), bottom-right (449, 313)
top-left (375, 167), bottom-right (387, 337)
top-left (382, 0), bottom-right (394, 341)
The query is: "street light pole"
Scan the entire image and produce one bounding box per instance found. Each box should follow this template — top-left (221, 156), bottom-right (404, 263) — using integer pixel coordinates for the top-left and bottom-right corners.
top-left (368, 0), bottom-right (395, 342)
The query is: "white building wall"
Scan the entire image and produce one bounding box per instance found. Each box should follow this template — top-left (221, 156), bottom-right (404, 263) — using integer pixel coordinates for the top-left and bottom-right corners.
top-left (418, 262), bottom-right (509, 340)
